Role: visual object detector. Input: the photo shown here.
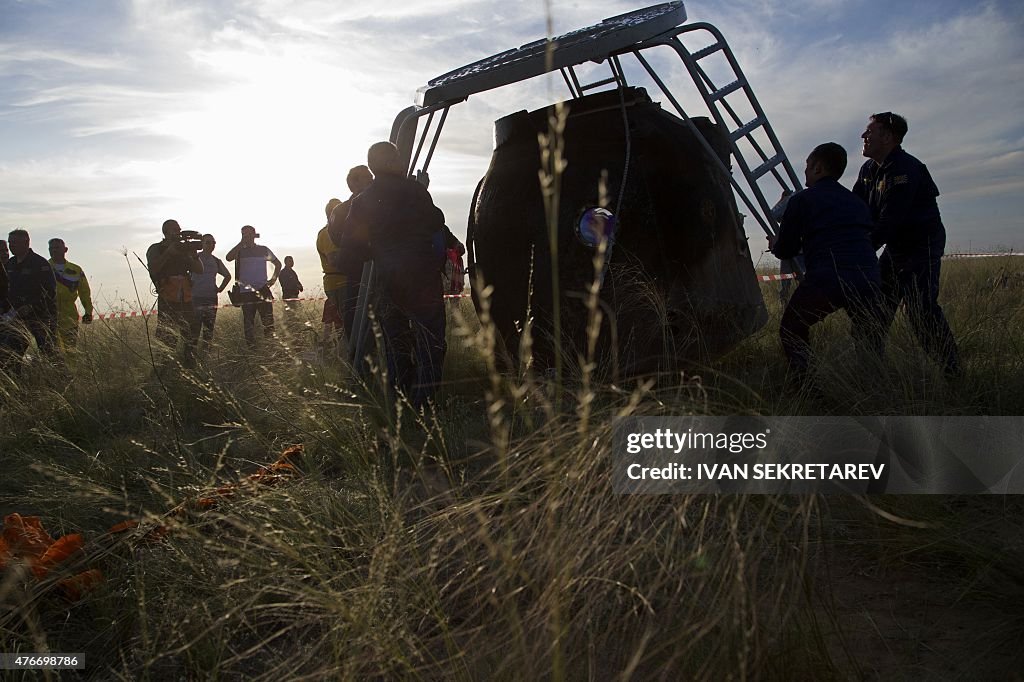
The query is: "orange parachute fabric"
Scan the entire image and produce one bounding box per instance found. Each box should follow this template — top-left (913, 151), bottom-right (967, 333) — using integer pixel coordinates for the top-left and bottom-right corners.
top-left (57, 569), bottom-right (104, 601)
top-left (2, 513), bottom-right (54, 563)
top-left (0, 515), bottom-right (101, 600)
top-left (192, 444), bottom-right (303, 511)
top-left (32, 533), bottom-right (84, 579)
top-left (0, 444), bottom-right (304, 602)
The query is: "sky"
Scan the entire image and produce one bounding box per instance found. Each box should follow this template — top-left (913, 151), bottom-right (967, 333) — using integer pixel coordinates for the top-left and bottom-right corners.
top-left (1, 0), bottom-right (1022, 312)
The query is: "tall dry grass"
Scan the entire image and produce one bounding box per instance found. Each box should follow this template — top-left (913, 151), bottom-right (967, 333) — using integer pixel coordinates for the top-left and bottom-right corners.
top-left (0, 254), bottom-right (1022, 679)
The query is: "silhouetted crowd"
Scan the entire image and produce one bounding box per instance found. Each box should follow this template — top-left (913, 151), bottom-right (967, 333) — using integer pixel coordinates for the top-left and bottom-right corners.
top-left (141, 140), bottom-right (464, 406)
top-left (2, 113), bottom-right (963, 406)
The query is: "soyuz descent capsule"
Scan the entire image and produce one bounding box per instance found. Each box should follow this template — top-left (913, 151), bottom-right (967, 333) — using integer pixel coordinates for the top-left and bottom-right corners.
top-left (383, 2), bottom-right (800, 376)
top-left (468, 86), bottom-right (767, 375)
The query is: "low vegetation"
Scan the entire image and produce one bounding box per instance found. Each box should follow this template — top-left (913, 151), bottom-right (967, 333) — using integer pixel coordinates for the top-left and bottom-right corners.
top-left (1, 257), bottom-right (1022, 680)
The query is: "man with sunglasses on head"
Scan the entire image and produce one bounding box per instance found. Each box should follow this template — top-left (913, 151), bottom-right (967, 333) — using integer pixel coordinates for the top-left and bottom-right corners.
top-left (854, 112), bottom-right (960, 377)
top-left (226, 225), bottom-right (281, 347)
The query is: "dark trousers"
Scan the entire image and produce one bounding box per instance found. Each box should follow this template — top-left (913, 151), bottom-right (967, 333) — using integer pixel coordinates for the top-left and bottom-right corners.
top-left (379, 299), bottom-right (447, 409)
top-left (156, 299), bottom-right (197, 360)
top-left (879, 248), bottom-right (960, 374)
top-left (241, 300), bottom-right (275, 346)
top-left (0, 317), bottom-right (56, 369)
top-left (342, 281), bottom-right (360, 338)
top-left (282, 291), bottom-right (301, 314)
top-left (780, 278), bottom-right (883, 374)
top-left (192, 295), bottom-right (218, 345)
top-left (778, 255), bottom-right (805, 303)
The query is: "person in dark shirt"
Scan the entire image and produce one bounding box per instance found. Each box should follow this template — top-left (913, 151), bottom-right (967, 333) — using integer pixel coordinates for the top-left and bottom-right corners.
top-left (771, 143), bottom-right (882, 380)
top-left (0, 240), bottom-right (9, 315)
top-left (278, 255), bottom-right (304, 337)
top-left (146, 219), bottom-right (204, 361)
top-left (1, 229), bottom-right (58, 368)
top-left (327, 165), bottom-right (374, 338)
top-left (340, 141), bottom-right (451, 408)
top-left (278, 256), bottom-right (303, 310)
top-left (853, 112), bottom-right (960, 377)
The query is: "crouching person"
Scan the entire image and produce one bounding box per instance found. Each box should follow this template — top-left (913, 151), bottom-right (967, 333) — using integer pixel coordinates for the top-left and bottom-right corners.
top-left (771, 143), bottom-right (883, 383)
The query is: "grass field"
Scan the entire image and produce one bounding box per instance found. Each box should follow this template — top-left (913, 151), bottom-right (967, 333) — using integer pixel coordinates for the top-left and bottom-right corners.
top-left (1, 256), bottom-right (1023, 680)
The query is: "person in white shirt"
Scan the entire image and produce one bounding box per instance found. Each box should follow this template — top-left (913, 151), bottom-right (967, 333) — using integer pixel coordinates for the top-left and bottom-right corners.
top-left (191, 234), bottom-right (232, 348)
top-left (225, 225), bottom-right (281, 346)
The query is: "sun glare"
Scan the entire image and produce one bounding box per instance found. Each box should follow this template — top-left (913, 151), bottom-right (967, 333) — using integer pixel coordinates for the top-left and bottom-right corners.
top-left (151, 47), bottom-right (391, 247)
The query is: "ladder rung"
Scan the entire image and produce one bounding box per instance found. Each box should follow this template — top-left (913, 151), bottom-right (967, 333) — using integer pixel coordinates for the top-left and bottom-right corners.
top-left (579, 76), bottom-right (619, 92)
top-left (751, 153), bottom-right (785, 180)
top-left (690, 42), bottom-right (723, 61)
top-left (729, 117), bottom-right (764, 143)
top-left (710, 79), bottom-right (744, 102)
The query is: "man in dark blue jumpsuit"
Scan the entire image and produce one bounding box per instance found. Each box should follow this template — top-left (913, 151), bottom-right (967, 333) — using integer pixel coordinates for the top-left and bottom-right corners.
top-left (1, 228), bottom-right (57, 369)
top-left (853, 112), bottom-right (960, 376)
top-left (342, 141), bottom-right (450, 409)
top-left (771, 143), bottom-right (882, 379)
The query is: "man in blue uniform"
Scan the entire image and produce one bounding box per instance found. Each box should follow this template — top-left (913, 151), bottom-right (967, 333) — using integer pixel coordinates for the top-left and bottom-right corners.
top-left (771, 143), bottom-right (882, 380)
top-left (853, 112), bottom-right (960, 376)
top-left (1, 229), bottom-right (57, 369)
top-left (340, 141), bottom-right (450, 409)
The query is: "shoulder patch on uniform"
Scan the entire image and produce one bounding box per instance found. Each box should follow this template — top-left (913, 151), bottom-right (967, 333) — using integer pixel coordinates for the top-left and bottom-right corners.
top-left (893, 174), bottom-right (909, 185)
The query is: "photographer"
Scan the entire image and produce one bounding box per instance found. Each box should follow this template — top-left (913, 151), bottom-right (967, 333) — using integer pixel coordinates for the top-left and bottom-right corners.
top-left (225, 225), bottom-right (281, 347)
top-left (146, 219), bottom-right (203, 362)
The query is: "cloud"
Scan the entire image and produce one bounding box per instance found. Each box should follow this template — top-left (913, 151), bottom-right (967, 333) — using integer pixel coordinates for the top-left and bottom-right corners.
top-left (673, 2), bottom-right (1024, 246)
top-left (0, 0), bottom-right (1022, 302)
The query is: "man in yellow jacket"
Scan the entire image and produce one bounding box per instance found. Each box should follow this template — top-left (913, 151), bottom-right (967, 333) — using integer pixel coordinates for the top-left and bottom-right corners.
top-left (48, 238), bottom-right (93, 349)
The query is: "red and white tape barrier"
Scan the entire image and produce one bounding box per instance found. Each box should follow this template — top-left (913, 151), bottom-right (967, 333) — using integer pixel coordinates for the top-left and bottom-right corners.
top-left (944, 253), bottom-right (1024, 259)
top-left (89, 255), bottom-right (1023, 320)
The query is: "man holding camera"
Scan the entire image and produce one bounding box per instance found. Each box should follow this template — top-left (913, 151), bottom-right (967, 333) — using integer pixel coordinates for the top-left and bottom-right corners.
top-left (48, 238), bottom-right (93, 350)
top-left (226, 225), bottom-right (281, 347)
top-left (146, 219), bottom-right (203, 361)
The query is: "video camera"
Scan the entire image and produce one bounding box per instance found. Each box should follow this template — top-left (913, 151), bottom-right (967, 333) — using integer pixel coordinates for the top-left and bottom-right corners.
top-left (178, 230), bottom-right (204, 251)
